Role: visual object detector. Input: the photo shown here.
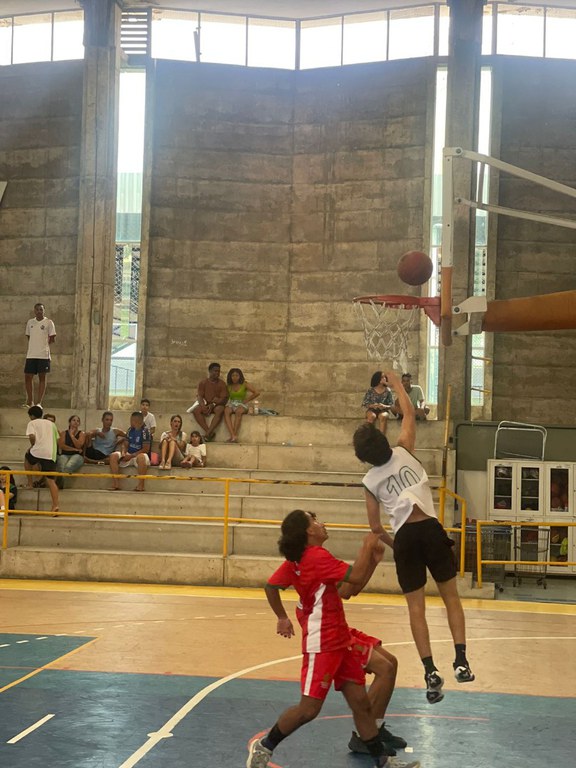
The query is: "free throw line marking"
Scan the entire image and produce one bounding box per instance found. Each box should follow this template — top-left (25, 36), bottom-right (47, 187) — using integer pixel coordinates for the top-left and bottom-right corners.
top-left (7, 714), bottom-right (55, 744)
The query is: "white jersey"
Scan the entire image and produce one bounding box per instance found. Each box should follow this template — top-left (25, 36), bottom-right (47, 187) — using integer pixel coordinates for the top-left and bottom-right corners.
top-left (26, 419), bottom-right (58, 461)
top-left (362, 446), bottom-right (436, 534)
top-left (26, 317), bottom-right (56, 359)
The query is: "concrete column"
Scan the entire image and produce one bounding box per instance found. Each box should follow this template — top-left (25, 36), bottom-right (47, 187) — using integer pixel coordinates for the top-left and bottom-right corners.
top-left (439, 0), bottom-right (486, 421)
top-left (71, 0), bottom-right (122, 409)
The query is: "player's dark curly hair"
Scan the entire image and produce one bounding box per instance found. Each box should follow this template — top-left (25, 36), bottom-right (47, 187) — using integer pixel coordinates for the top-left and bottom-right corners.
top-left (278, 509), bottom-right (313, 562)
top-left (353, 422), bottom-right (393, 466)
top-left (370, 370), bottom-right (384, 388)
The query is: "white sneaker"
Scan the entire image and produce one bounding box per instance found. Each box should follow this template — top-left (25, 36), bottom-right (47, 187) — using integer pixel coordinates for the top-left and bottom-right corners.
top-left (386, 758), bottom-right (421, 768)
top-left (246, 738), bottom-right (272, 768)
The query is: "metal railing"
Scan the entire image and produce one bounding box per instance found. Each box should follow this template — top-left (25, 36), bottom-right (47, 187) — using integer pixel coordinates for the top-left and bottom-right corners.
top-left (1, 468), bottom-right (468, 576)
top-left (475, 519), bottom-right (576, 588)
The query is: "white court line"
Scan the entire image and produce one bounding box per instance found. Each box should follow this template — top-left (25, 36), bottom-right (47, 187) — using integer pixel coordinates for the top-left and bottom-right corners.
top-left (116, 632), bottom-right (576, 768)
top-left (35, 637), bottom-right (48, 641)
top-left (0, 644), bottom-right (10, 648)
top-left (117, 654), bottom-right (302, 768)
top-left (16, 640), bottom-right (29, 644)
top-left (7, 714), bottom-right (55, 745)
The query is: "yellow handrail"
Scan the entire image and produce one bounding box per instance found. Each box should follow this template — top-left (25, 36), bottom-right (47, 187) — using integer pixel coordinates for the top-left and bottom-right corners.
top-left (439, 486), bottom-right (467, 578)
top-left (0, 469), bottom-right (470, 573)
top-left (475, 518), bottom-right (576, 588)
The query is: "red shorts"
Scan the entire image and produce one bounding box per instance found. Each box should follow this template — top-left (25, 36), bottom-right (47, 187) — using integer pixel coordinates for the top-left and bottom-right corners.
top-left (301, 647), bottom-right (366, 701)
top-left (349, 628), bottom-right (382, 669)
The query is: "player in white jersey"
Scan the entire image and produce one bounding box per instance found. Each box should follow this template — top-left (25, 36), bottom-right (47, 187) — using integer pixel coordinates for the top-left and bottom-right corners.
top-left (353, 370), bottom-right (474, 704)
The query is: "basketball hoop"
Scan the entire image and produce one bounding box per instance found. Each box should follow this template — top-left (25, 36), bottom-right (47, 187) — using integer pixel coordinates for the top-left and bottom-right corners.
top-left (353, 295), bottom-right (441, 369)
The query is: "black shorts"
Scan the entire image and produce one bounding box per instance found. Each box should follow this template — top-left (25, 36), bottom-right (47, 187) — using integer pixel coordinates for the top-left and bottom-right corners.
top-left (24, 451), bottom-right (56, 474)
top-left (393, 517), bottom-right (457, 594)
top-left (24, 358), bottom-right (51, 375)
top-left (85, 447), bottom-right (108, 462)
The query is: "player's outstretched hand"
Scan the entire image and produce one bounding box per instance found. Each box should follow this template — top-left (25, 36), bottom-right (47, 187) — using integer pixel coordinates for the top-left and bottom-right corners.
top-left (372, 540), bottom-right (385, 564)
top-left (363, 532), bottom-right (384, 550)
top-left (385, 370), bottom-right (402, 391)
top-left (277, 617), bottom-right (295, 638)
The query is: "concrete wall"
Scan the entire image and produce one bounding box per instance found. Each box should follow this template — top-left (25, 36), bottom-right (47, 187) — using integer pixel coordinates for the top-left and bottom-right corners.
top-left (0, 61), bottom-right (83, 406)
top-left (492, 58), bottom-right (576, 423)
top-left (144, 59), bottom-right (432, 416)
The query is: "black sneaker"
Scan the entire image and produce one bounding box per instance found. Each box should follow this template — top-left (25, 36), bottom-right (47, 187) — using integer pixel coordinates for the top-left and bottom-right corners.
top-left (425, 670), bottom-right (444, 704)
top-left (379, 723), bottom-right (407, 749)
top-left (454, 662), bottom-right (475, 683)
top-left (348, 731), bottom-right (396, 757)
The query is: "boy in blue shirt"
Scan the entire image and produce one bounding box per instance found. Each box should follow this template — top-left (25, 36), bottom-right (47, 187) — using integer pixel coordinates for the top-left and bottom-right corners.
top-left (109, 412), bottom-right (151, 492)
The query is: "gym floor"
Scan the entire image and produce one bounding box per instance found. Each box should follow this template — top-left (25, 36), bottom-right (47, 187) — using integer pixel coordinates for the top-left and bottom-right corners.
top-left (0, 580), bottom-right (574, 767)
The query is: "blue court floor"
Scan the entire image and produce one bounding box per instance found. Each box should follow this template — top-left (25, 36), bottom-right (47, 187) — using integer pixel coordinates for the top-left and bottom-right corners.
top-left (0, 583), bottom-right (574, 767)
top-left (0, 632), bottom-right (573, 767)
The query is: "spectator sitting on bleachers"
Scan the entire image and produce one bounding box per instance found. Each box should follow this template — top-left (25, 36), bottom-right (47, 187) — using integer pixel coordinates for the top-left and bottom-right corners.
top-left (189, 362), bottom-right (228, 442)
top-left (362, 371), bottom-right (394, 434)
top-left (159, 415), bottom-right (187, 470)
top-left (392, 373), bottom-right (430, 421)
top-left (84, 412), bottom-right (125, 465)
top-left (109, 412), bottom-right (151, 492)
top-left (0, 467), bottom-right (17, 510)
top-left (140, 398), bottom-right (156, 437)
top-left (56, 415), bottom-right (86, 488)
top-left (181, 431), bottom-right (207, 469)
top-left (223, 367), bottom-right (260, 443)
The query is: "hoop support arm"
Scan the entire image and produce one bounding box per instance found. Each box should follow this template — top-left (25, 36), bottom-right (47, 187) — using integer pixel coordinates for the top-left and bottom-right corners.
top-left (445, 147), bottom-right (576, 201)
top-left (482, 290), bottom-right (576, 333)
top-left (457, 197), bottom-right (576, 231)
top-left (450, 290), bottom-right (576, 335)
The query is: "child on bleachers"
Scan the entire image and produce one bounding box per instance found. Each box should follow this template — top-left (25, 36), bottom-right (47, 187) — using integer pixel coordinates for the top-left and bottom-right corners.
top-left (181, 431), bottom-right (207, 469)
top-left (0, 466), bottom-right (18, 510)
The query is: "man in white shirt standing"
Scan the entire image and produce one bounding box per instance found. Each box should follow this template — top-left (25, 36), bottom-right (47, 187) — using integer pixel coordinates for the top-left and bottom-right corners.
top-left (24, 303), bottom-right (56, 408)
top-left (25, 405), bottom-right (59, 512)
top-left (353, 370), bottom-right (473, 706)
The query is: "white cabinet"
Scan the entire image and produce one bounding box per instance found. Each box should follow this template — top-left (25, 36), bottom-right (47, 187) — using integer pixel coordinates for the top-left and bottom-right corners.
top-left (545, 464), bottom-right (572, 517)
top-left (487, 459), bottom-right (574, 574)
top-left (487, 460), bottom-right (544, 520)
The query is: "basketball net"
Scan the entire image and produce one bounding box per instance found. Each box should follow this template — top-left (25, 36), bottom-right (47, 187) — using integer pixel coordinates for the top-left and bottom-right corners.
top-left (353, 297), bottom-right (419, 371)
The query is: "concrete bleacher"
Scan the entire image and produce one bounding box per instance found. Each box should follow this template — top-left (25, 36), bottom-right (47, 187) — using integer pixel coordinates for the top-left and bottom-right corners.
top-left (0, 408), bottom-right (492, 597)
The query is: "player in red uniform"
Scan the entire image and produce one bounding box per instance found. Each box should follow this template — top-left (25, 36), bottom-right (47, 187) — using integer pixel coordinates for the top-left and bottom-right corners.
top-left (246, 509), bottom-right (420, 768)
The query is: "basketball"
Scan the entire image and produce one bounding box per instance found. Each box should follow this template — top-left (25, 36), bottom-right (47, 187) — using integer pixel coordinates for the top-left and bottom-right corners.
top-left (397, 251), bottom-right (433, 286)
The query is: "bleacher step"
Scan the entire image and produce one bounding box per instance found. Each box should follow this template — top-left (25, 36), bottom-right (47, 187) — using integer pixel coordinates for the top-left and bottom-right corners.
top-left (0, 547), bottom-right (493, 598)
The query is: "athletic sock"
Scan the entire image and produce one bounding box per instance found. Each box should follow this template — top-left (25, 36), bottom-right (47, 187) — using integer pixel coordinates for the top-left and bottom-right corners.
top-left (454, 644), bottom-right (468, 668)
top-left (422, 656), bottom-right (437, 675)
top-left (261, 723), bottom-right (287, 751)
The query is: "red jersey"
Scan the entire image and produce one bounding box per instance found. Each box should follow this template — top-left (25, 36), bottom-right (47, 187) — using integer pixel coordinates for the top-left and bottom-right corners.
top-left (267, 546), bottom-right (352, 653)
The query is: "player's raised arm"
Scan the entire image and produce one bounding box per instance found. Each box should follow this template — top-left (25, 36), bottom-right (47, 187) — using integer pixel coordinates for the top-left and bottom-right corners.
top-left (387, 370), bottom-right (416, 452)
top-left (345, 532), bottom-right (385, 587)
top-left (338, 537), bottom-right (384, 599)
top-left (365, 489), bottom-right (395, 548)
